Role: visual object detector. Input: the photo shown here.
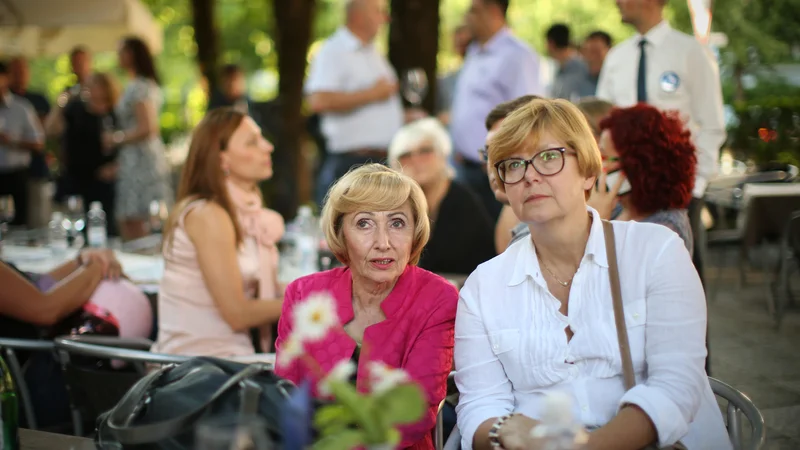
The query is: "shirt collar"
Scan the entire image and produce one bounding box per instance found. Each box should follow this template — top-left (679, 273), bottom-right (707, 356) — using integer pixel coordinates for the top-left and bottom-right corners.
top-left (640, 20), bottom-right (671, 47)
top-left (472, 27), bottom-right (512, 54)
top-left (339, 26), bottom-right (372, 51)
top-left (506, 207), bottom-right (608, 287)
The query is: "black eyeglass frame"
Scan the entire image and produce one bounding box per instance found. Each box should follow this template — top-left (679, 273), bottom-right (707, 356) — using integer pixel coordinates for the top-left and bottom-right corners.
top-left (493, 147), bottom-right (575, 184)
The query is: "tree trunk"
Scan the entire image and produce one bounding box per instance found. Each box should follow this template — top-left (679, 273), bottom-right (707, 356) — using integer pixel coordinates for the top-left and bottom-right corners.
top-left (388, 0), bottom-right (441, 114)
top-left (272, 0), bottom-right (316, 220)
top-left (190, 0), bottom-right (220, 93)
top-left (734, 61), bottom-right (746, 102)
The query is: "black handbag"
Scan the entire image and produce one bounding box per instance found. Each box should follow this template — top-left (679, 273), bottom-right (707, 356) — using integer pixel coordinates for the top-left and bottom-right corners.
top-left (95, 357), bottom-right (295, 449)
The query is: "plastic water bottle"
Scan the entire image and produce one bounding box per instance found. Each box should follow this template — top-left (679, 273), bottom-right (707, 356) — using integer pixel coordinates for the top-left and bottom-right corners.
top-left (49, 212), bottom-right (69, 259)
top-left (87, 202), bottom-right (107, 248)
top-left (294, 206), bottom-right (319, 276)
top-left (529, 392), bottom-right (589, 450)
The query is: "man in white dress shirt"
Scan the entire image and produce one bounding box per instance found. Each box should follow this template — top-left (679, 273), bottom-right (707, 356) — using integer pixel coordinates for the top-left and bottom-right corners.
top-left (596, 0), bottom-right (726, 286)
top-left (306, 0), bottom-right (404, 206)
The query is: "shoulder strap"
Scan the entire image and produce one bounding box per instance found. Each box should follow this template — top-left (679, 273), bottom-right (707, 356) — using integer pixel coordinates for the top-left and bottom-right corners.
top-left (602, 220), bottom-right (636, 391)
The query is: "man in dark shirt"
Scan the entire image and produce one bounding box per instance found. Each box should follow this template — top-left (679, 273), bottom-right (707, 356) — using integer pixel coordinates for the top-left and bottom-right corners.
top-left (545, 24), bottom-right (595, 100)
top-left (581, 30), bottom-right (612, 94)
top-left (9, 57), bottom-right (51, 228)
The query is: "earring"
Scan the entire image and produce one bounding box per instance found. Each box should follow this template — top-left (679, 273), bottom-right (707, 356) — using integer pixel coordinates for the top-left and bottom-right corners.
top-left (223, 168), bottom-right (230, 176)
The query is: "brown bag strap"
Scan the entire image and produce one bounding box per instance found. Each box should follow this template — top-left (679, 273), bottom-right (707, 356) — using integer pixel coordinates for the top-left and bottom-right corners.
top-left (602, 220), bottom-right (636, 391)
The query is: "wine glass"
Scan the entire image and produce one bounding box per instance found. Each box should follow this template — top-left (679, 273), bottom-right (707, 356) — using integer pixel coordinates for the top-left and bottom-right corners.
top-left (0, 195), bottom-right (15, 256)
top-left (402, 68), bottom-right (428, 107)
top-left (194, 416), bottom-right (272, 450)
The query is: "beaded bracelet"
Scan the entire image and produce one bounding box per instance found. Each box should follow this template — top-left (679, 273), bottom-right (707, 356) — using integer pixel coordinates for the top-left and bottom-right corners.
top-left (488, 413), bottom-right (517, 449)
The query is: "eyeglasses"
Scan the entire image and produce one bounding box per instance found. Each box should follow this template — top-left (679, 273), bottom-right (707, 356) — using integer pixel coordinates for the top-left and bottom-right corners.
top-left (494, 147), bottom-right (575, 184)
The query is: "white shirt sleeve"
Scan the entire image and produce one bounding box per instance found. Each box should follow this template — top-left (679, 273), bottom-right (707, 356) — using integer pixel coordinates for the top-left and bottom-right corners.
top-left (454, 272), bottom-right (515, 450)
top-left (684, 42), bottom-right (726, 183)
top-left (595, 48), bottom-right (617, 103)
top-left (304, 45), bottom-right (345, 95)
top-left (619, 233), bottom-right (708, 447)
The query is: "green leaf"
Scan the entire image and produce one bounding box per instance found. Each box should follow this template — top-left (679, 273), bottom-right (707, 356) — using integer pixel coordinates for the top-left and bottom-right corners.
top-left (328, 382), bottom-right (384, 443)
top-left (313, 429), bottom-right (366, 450)
top-left (314, 404), bottom-right (356, 437)
top-left (373, 384), bottom-right (427, 426)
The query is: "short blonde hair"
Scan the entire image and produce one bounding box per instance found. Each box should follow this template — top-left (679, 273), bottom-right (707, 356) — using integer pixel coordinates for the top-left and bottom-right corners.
top-left (320, 164), bottom-right (430, 266)
top-left (489, 98), bottom-right (602, 198)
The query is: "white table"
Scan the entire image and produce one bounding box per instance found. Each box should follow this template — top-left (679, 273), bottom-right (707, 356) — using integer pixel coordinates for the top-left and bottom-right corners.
top-left (3, 245), bottom-right (165, 293)
top-left (4, 245), bottom-right (307, 294)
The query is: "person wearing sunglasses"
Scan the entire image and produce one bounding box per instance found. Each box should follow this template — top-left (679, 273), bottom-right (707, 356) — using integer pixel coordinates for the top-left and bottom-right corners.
top-left (454, 98), bottom-right (728, 450)
top-left (588, 104), bottom-right (696, 254)
top-left (389, 118), bottom-right (495, 275)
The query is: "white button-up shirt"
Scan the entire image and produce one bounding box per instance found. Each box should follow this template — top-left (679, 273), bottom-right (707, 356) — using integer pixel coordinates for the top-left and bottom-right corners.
top-left (454, 208), bottom-right (731, 450)
top-left (0, 92), bottom-right (44, 171)
top-left (304, 27), bottom-right (404, 154)
top-left (596, 21), bottom-right (726, 197)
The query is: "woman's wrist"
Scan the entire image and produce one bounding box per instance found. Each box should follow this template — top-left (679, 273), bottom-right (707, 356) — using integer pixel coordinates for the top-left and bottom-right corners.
top-left (488, 413), bottom-right (518, 449)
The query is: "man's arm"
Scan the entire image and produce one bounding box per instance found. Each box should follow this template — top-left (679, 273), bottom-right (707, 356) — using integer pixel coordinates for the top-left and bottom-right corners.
top-left (308, 79), bottom-right (394, 113)
top-left (3, 103), bottom-right (45, 152)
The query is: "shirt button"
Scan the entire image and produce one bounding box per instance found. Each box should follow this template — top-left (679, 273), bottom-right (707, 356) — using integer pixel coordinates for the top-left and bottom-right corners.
top-left (582, 405), bottom-right (588, 412)
top-left (492, 344), bottom-right (498, 351)
top-left (633, 313), bottom-right (640, 319)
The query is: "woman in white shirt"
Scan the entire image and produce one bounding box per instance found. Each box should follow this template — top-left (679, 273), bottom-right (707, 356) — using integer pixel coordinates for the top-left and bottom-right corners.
top-left (454, 98), bottom-right (730, 450)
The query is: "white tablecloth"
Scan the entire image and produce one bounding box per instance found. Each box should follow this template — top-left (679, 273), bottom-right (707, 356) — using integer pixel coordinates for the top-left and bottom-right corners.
top-left (4, 245), bottom-right (307, 294)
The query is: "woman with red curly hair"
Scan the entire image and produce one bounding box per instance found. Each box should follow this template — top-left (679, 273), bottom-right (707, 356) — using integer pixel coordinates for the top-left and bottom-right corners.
top-left (589, 104), bottom-right (696, 253)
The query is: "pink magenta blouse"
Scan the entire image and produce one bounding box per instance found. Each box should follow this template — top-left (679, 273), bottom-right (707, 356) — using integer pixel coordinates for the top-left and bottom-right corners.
top-left (275, 265), bottom-right (458, 450)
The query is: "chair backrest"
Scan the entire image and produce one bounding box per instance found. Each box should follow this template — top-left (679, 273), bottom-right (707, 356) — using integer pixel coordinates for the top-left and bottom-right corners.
top-left (0, 338), bottom-right (56, 430)
top-left (709, 377), bottom-right (766, 450)
top-left (53, 336), bottom-right (191, 436)
top-left (785, 210), bottom-right (800, 262)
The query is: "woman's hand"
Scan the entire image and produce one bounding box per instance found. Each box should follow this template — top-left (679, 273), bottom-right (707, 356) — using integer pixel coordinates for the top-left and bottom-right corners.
top-left (498, 414), bottom-right (541, 450)
top-left (588, 170), bottom-right (624, 220)
top-left (79, 249), bottom-right (123, 280)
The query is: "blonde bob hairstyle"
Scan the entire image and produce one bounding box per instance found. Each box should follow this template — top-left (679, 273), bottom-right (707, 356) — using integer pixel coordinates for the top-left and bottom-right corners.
top-left (488, 98), bottom-right (603, 199)
top-left (320, 164), bottom-right (431, 266)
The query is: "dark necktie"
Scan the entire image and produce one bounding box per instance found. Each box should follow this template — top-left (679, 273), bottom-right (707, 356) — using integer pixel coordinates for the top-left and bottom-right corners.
top-left (637, 39), bottom-right (648, 103)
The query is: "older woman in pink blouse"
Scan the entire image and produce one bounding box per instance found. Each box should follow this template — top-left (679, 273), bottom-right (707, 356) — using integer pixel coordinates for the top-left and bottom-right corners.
top-left (275, 164), bottom-right (458, 450)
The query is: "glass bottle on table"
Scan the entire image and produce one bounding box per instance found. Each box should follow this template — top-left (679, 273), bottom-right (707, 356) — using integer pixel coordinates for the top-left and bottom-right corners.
top-left (0, 355), bottom-right (20, 450)
top-left (48, 211), bottom-right (69, 259)
top-left (87, 202), bottom-right (108, 248)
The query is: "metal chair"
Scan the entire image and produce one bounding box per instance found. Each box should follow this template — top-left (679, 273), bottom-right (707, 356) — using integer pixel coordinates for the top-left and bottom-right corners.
top-left (0, 338), bottom-right (56, 430)
top-left (441, 376), bottom-right (765, 450)
top-left (53, 335), bottom-right (191, 436)
top-left (773, 210), bottom-right (800, 328)
top-left (710, 377), bottom-right (766, 450)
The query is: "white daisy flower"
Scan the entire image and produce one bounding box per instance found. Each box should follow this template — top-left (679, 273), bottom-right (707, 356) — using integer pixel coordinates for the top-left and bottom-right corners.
top-left (318, 359), bottom-right (356, 396)
top-left (292, 291), bottom-right (339, 342)
top-left (277, 336), bottom-right (303, 368)
top-left (367, 361), bottom-right (410, 394)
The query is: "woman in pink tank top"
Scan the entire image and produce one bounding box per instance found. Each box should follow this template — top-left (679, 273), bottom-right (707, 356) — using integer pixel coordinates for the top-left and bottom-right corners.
top-left (153, 108), bottom-right (284, 361)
